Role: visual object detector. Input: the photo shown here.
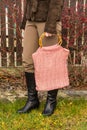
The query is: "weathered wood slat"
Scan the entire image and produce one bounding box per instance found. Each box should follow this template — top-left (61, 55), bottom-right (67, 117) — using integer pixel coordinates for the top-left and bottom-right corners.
top-left (75, 0), bottom-right (84, 64)
top-left (84, 0), bottom-right (87, 57)
top-left (0, 1), bottom-right (7, 66)
top-left (16, 0), bottom-right (22, 66)
top-left (62, 0), bottom-right (69, 47)
top-left (84, 0), bottom-right (87, 45)
top-left (8, 0), bottom-right (14, 66)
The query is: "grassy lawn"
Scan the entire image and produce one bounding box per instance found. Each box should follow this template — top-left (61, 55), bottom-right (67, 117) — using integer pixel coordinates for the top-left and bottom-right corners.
top-left (0, 97), bottom-right (87, 130)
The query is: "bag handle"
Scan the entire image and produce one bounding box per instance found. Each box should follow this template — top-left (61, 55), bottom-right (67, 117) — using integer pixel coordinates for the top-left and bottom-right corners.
top-left (39, 33), bottom-right (62, 47)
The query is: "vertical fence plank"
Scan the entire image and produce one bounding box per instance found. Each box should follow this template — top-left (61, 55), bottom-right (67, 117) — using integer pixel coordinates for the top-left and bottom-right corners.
top-left (0, 0), bottom-right (1, 67)
top-left (84, 0), bottom-right (87, 46)
top-left (84, 0), bottom-right (87, 59)
top-left (77, 0), bottom-right (84, 46)
top-left (75, 0), bottom-right (84, 64)
top-left (8, 0), bottom-right (14, 66)
top-left (1, 1), bottom-right (7, 66)
top-left (16, 0), bottom-right (22, 66)
top-left (69, 0), bottom-right (77, 65)
top-left (62, 0), bottom-right (69, 47)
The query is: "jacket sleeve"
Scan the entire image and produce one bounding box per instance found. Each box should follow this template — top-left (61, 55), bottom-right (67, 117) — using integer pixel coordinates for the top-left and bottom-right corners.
top-left (44, 0), bottom-right (64, 34)
top-left (20, 0), bottom-right (28, 29)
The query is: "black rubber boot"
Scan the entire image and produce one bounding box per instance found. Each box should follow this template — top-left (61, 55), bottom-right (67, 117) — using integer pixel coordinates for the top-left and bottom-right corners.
top-left (17, 72), bottom-right (39, 113)
top-left (42, 89), bottom-right (58, 116)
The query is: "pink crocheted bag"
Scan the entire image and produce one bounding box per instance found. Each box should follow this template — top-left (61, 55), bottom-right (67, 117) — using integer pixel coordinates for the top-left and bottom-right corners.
top-left (32, 33), bottom-right (69, 91)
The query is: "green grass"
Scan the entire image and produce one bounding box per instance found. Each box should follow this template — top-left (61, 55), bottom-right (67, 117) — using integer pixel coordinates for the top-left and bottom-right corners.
top-left (0, 97), bottom-right (87, 130)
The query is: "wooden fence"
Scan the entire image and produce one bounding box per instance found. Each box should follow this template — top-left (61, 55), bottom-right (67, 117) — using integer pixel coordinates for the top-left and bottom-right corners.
top-left (0, 0), bottom-right (24, 67)
top-left (0, 0), bottom-right (87, 67)
top-left (62, 0), bottom-right (87, 66)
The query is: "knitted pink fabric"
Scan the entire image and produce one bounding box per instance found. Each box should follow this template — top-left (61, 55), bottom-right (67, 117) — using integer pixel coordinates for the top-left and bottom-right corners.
top-left (32, 44), bottom-right (69, 91)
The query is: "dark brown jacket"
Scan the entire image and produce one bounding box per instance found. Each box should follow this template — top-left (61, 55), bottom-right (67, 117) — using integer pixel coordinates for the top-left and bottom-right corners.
top-left (21, 0), bottom-right (64, 34)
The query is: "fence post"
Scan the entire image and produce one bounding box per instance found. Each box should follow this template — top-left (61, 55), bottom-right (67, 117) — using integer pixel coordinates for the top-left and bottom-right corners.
top-left (16, 0), bottom-right (22, 66)
top-left (0, 1), bottom-right (7, 66)
top-left (8, 0), bottom-right (14, 66)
